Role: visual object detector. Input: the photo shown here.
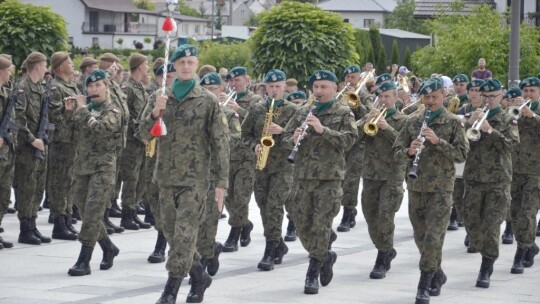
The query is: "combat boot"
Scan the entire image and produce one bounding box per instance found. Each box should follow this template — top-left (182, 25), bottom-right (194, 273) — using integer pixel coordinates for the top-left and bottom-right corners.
top-left (415, 271), bottom-right (434, 304)
top-left (156, 276), bottom-right (183, 304)
top-left (120, 208), bottom-right (139, 230)
top-left (65, 214), bottom-right (79, 234)
top-left (133, 209), bottom-right (151, 229)
top-left (240, 220), bottom-right (253, 247)
top-left (48, 213), bottom-right (54, 224)
top-left (186, 261), bottom-right (212, 303)
top-left (72, 204), bottom-right (81, 220)
top-left (430, 268), bottom-right (447, 296)
top-left (328, 229), bottom-right (337, 250)
top-left (109, 199), bottom-right (122, 218)
top-left (222, 227), bottom-right (241, 252)
top-left (258, 240), bottom-right (278, 271)
top-left (464, 234), bottom-right (469, 247)
top-left (7, 206), bottom-right (16, 214)
top-left (137, 201), bottom-right (146, 215)
top-left (369, 251), bottom-right (388, 279)
top-left (274, 237), bottom-right (289, 265)
top-left (43, 193), bottom-right (50, 209)
top-left (523, 243), bottom-right (539, 268)
top-left (144, 206), bottom-right (156, 226)
top-left (349, 208), bottom-right (358, 228)
top-left (447, 207), bottom-right (458, 231)
top-left (337, 207), bottom-right (351, 232)
top-left (501, 221), bottom-right (514, 244)
top-left (304, 257), bottom-right (323, 294)
top-left (385, 248), bottom-right (397, 271)
top-left (52, 216), bottom-right (78, 240)
top-left (32, 218), bottom-right (51, 243)
top-left (148, 231), bottom-right (167, 264)
top-left (104, 209), bottom-right (124, 233)
top-left (476, 256), bottom-right (494, 288)
top-left (0, 236), bottom-right (13, 249)
top-left (206, 242), bottom-right (222, 276)
top-left (68, 245), bottom-right (93, 276)
top-left (511, 247), bottom-right (527, 274)
top-left (320, 250), bottom-right (337, 286)
top-left (98, 236), bottom-right (119, 270)
top-left (18, 218), bottom-right (41, 245)
top-left (537, 218), bottom-right (540, 237)
top-left (284, 219), bottom-right (297, 242)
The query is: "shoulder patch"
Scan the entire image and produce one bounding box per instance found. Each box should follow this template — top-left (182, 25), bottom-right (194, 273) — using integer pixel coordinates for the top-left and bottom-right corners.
top-left (234, 123), bottom-right (241, 132)
top-left (221, 114), bottom-right (228, 126)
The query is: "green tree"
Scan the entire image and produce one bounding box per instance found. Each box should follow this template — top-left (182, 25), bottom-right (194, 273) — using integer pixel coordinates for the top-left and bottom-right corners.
top-left (198, 40), bottom-right (250, 70)
top-left (353, 29), bottom-right (372, 65)
top-left (244, 13), bottom-right (260, 26)
top-left (0, 0), bottom-right (68, 67)
top-left (215, 5), bottom-right (223, 30)
top-left (133, 0), bottom-right (154, 11)
top-left (369, 27), bottom-right (383, 65)
top-left (284, 0), bottom-right (319, 3)
top-left (403, 46), bottom-right (412, 70)
top-left (116, 38), bottom-right (124, 49)
top-left (384, 0), bottom-right (429, 34)
top-left (366, 45), bottom-right (375, 66)
top-left (391, 40), bottom-right (399, 65)
top-left (376, 45), bottom-right (387, 74)
top-left (179, 0), bottom-right (202, 17)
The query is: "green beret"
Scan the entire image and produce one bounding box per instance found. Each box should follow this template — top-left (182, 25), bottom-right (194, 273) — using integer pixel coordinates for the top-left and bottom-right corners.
top-left (467, 79), bottom-right (484, 90)
top-left (375, 73), bottom-right (392, 85)
top-left (264, 69), bottom-right (286, 83)
top-left (479, 79), bottom-right (502, 92)
top-left (286, 91), bottom-right (306, 101)
top-left (453, 74), bottom-right (469, 83)
top-left (226, 67), bottom-right (247, 80)
top-left (519, 77), bottom-right (540, 90)
top-left (308, 70), bottom-right (338, 85)
top-left (85, 69), bottom-right (107, 86)
top-left (343, 65), bottom-right (361, 76)
top-left (418, 78), bottom-right (444, 95)
top-left (155, 63), bottom-right (175, 76)
top-left (375, 81), bottom-right (397, 96)
top-left (504, 87), bottom-right (522, 99)
top-left (200, 72), bottom-right (222, 86)
top-left (170, 44), bottom-right (198, 62)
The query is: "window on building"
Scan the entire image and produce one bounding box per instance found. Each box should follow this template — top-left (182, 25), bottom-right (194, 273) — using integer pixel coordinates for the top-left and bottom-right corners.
top-left (182, 24), bottom-right (189, 35)
top-left (194, 25), bottom-right (200, 34)
top-left (92, 37), bottom-right (99, 46)
top-left (89, 11), bottom-right (99, 32)
top-left (364, 19), bottom-right (374, 28)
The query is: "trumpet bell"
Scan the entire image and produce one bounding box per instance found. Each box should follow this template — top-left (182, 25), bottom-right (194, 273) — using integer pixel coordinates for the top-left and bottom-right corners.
top-left (344, 92), bottom-right (360, 109)
top-left (509, 106), bottom-right (521, 118)
top-left (466, 128), bottom-right (481, 142)
top-left (261, 136), bottom-right (275, 148)
top-left (363, 122), bottom-right (378, 136)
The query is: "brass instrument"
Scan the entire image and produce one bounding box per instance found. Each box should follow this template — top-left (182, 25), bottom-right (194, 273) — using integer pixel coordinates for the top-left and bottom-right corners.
top-left (335, 82), bottom-right (350, 100)
top-left (145, 138), bottom-right (157, 157)
top-left (397, 74), bottom-right (410, 93)
top-left (466, 104), bottom-right (489, 142)
top-left (509, 99), bottom-right (531, 119)
top-left (306, 94), bottom-right (317, 106)
top-left (256, 98), bottom-right (276, 170)
top-left (447, 95), bottom-right (461, 113)
top-left (364, 106), bottom-right (387, 136)
top-left (402, 95), bottom-right (421, 113)
top-left (408, 110), bottom-right (432, 179)
top-left (221, 90), bottom-right (237, 107)
top-left (343, 69), bottom-right (376, 109)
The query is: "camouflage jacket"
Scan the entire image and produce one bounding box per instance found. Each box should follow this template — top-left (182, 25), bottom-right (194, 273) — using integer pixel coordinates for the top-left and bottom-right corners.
top-left (393, 108), bottom-right (469, 192)
top-left (359, 111), bottom-right (407, 181)
top-left (283, 102), bottom-right (358, 180)
top-left (73, 101), bottom-right (121, 175)
top-left (139, 82), bottom-right (230, 189)
top-left (124, 77), bottom-right (149, 140)
top-left (76, 74), bottom-right (86, 95)
top-left (224, 107), bottom-right (241, 150)
top-left (146, 79), bottom-right (160, 96)
top-left (513, 100), bottom-right (540, 175)
top-left (242, 100), bottom-right (297, 174)
top-left (463, 110), bottom-right (518, 183)
top-left (0, 85), bottom-right (19, 157)
top-left (49, 76), bottom-right (82, 143)
top-left (109, 80), bottom-right (129, 148)
top-left (229, 90), bottom-right (263, 162)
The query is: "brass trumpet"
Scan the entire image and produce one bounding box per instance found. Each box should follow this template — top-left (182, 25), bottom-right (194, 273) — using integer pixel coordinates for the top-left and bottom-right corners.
top-left (466, 104), bottom-right (489, 142)
top-left (397, 74), bottom-right (410, 93)
top-left (509, 99), bottom-right (531, 119)
top-left (343, 69), bottom-right (376, 109)
top-left (364, 106), bottom-right (387, 136)
top-left (335, 82), bottom-right (350, 100)
top-left (221, 90), bottom-right (237, 107)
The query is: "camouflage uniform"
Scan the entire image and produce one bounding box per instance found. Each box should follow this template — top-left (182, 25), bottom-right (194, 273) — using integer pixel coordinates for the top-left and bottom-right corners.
top-left (0, 84), bottom-right (17, 226)
top-left (108, 80), bottom-right (128, 208)
top-left (76, 74), bottom-right (86, 95)
top-left (393, 108), bottom-right (469, 273)
top-left (139, 82), bottom-right (229, 278)
top-left (358, 110), bottom-right (407, 251)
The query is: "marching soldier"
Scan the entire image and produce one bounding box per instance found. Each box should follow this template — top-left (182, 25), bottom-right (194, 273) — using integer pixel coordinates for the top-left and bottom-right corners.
top-left (393, 78), bottom-right (469, 304)
top-left (147, 57), bottom-right (165, 96)
top-left (76, 57), bottom-right (98, 94)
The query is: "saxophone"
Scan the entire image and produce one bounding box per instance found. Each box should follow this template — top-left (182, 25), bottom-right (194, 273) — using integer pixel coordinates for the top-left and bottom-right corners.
top-left (447, 95), bottom-right (461, 113)
top-left (145, 138), bottom-right (157, 157)
top-left (255, 98), bottom-right (276, 170)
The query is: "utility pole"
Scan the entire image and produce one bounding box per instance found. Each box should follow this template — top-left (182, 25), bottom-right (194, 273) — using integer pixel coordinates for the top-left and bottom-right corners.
top-left (229, 0), bottom-right (233, 25)
top-left (508, 0), bottom-right (520, 88)
top-left (211, 0), bottom-right (215, 39)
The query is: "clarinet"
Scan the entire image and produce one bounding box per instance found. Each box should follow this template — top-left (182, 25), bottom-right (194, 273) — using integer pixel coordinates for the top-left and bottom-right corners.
top-left (287, 101), bottom-right (318, 164)
top-left (407, 109), bottom-right (432, 179)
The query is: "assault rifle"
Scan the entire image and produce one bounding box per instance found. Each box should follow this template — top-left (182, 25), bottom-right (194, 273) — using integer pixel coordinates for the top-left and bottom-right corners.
top-left (34, 80), bottom-right (55, 161)
top-left (0, 79), bottom-right (22, 161)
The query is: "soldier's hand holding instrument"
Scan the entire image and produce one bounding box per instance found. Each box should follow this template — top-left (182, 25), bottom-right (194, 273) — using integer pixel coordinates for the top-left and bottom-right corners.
top-left (408, 110), bottom-right (431, 179)
top-left (287, 100), bottom-right (319, 163)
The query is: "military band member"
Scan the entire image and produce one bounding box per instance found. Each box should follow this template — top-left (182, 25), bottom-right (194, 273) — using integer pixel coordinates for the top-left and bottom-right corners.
top-left (393, 78), bottom-right (469, 304)
top-left (286, 90), bottom-right (307, 106)
top-left (147, 57), bottom-right (166, 96)
top-left (283, 70), bottom-right (357, 294)
top-left (462, 79), bottom-right (518, 288)
top-left (358, 82), bottom-right (407, 279)
top-left (76, 57), bottom-right (98, 94)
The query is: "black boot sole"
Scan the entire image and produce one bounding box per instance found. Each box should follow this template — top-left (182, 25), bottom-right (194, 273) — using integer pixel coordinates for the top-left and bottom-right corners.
top-left (284, 232), bottom-right (297, 242)
top-left (186, 275), bottom-right (212, 303)
top-left (511, 267), bottom-right (524, 274)
top-left (257, 261), bottom-right (274, 271)
top-left (68, 268), bottom-right (91, 276)
top-left (502, 234), bottom-right (514, 244)
top-left (221, 244), bottom-right (238, 252)
top-left (304, 286), bottom-right (319, 295)
top-left (240, 222), bottom-right (253, 247)
top-left (476, 280), bottom-right (490, 288)
top-left (148, 253), bottom-right (166, 263)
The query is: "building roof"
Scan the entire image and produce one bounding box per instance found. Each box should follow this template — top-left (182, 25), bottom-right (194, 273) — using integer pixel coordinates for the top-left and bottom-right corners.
top-left (81, 0), bottom-right (151, 14)
top-left (318, 0), bottom-right (397, 12)
top-left (413, 0), bottom-right (496, 19)
top-left (359, 28), bottom-right (431, 40)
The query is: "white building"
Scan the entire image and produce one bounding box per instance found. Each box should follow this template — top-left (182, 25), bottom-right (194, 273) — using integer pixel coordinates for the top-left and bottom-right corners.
top-left (317, 0), bottom-right (398, 29)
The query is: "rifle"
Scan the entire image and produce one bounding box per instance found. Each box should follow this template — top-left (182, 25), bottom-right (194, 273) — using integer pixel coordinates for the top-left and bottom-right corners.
top-left (0, 78), bottom-right (22, 161)
top-left (34, 80), bottom-right (55, 161)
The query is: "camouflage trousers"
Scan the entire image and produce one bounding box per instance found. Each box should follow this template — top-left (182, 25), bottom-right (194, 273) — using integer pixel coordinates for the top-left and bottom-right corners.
top-left (408, 190), bottom-right (452, 273)
top-left (119, 137), bottom-right (145, 210)
top-left (290, 179), bottom-right (343, 261)
top-left (0, 148), bottom-right (15, 225)
top-left (225, 160), bottom-right (254, 228)
top-left (361, 179), bottom-right (404, 251)
top-left (196, 182), bottom-right (220, 259)
top-left (47, 142), bottom-right (76, 217)
top-left (136, 155), bottom-right (147, 205)
top-left (511, 173), bottom-right (540, 250)
top-left (341, 144), bottom-right (363, 209)
top-left (144, 155), bottom-right (161, 231)
top-left (14, 144), bottom-right (47, 220)
top-left (73, 171), bottom-right (114, 247)
top-left (254, 169), bottom-right (293, 241)
top-left (463, 181), bottom-right (509, 259)
top-left (108, 146), bottom-right (123, 208)
top-left (453, 178), bottom-right (465, 222)
top-left (160, 185), bottom-right (207, 278)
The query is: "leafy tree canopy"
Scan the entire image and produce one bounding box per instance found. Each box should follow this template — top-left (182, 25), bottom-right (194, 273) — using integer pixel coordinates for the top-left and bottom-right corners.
top-left (384, 0), bottom-right (429, 34)
top-left (198, 40), bottom-right (250, 71)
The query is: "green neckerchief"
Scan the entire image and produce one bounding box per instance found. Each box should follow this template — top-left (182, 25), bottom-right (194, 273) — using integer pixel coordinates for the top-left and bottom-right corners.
top-left (459, 94), bottom-right (469, 106)
top-left (236, 89), bottom-right (249, 100)
top-left (531, 100), bottom-right (540, 111)
top-left (427, 107), bottom-right (444, 124)
top-left (87, 101), bottom-right (105, 111)
top-left (316, 99), bottom-right (335, 114)
top-left (266, 98), bottom-right (284, 110)
top-left (172, 78), bottom-right (196, 103)
top-left (385, 107), bottom-right (397, 118)
top-left (486, 106), bottom-right (501, 119)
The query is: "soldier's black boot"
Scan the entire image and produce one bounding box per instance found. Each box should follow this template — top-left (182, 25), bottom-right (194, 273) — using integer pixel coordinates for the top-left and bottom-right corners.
top-left (18, 218), bottom-right (41, 245)
top-left (137, 201), bottom-right (146, 215)
top-left (369, 251), bottom-right (388, 279)
top-left (222, 226), bottom-right (241, 252)
top-left (186, 261), bottom-right (212, 303)
top-left (524, 243), bottom-right (539, 268)
top-left (43, 193), bottom-right (50, 209)
top-left (7, 206), bottom-right (16, 214)
top-left (68, 245), bottom-right (93, 276)
top-left (430, 268), bottom-right (447, 296)
top-left (304, 258), bottom-right (323, 294)
top-left (284, 219), bottom-right (297, 242)
top-left (132, 209), bottom-right (151, 229)
top-left (328, 229), bottom-right (337, 250)
top-left (52, 216), bottom-right (78, 240)
top-left (65, 214), bottom-right (79, 234)
top-left (320, 250), bottom-right (337, 286)
top-left (144, 206), bottom-right (156, 226)
top-left (349, 208), bottom-right (358, 228)
top-left (104, 209), bottom-right (124, 233)
top-left (385, 248), bottom-right (397, 271)
top-left (120, 208), bottom-right (139, 230)
top-left (207, 242), bottom-right (222, 276)
top-left (155, 276), bottom-right (183, 304)
top-left (109, 199), bottom-right (122, 218)
top-left (447, 207), bottom-right (458, 231)
top-left (98, 236), bottom-right (119, 270)
top-left (511, 247), bottom-right (527, 274)
top-left (0, 236), bottom-right (14, 249)
top-left (258, 240), bottom-right (278, 271)
top-left (72, 204), bottom-right (81, 220)
top-left (337, 207), bottom-right (351, 232)
top-left (240, 220), bottom-right (253, 247)
top-left (464, 234), bottom-right (469, 247)
top-left (32, 217), bottom-right (51, 243)
top-left (501, 221), bottom-right (514, 244)
top-left (415, 271), bottom-right (434, 304)
top-left (537, 218), bottom-right (540, 237)
top-left (48, 213), bottom-right (54, 224)
top-left (274, 237), bottom-right (288, 264)
top-left (148, 231), bottom-right (167, 264)
top-left (476, 256), bottom-right (494, 288)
